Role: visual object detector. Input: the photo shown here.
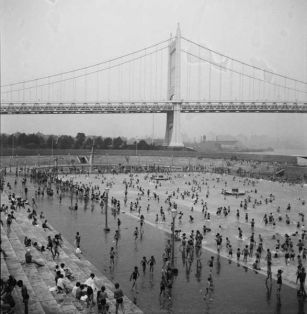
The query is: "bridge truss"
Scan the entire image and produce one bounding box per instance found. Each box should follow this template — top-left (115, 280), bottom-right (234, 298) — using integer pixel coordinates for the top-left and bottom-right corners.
top-left (1, 101), bottom-right (306, 114)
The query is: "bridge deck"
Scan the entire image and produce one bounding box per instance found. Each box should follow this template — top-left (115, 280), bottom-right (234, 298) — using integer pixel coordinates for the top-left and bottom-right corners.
top-left (1, 101), bottom-right (307, 114)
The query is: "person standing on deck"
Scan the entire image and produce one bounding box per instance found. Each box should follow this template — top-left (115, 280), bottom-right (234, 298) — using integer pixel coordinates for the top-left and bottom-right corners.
top-left (75, 232), bottom-right (81, 248)
top-left (277, 269), bottom-right (283, 296)
top-left (17, 280), bottom-right (29, 314)
top-left (114, 282), bottom-right (125, 314)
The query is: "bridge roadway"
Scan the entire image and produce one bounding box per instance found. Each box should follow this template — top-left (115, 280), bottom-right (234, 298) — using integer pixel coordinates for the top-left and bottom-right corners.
top-left (1, 101), bottom-right (307, 114)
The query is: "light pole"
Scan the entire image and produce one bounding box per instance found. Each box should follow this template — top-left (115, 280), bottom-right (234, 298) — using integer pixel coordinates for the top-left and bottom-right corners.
top-left (135, 139), bottom-right (138, 172)
top-left (104, 188), bottom-right (110, 232)
top-left (11, 134), bottom-right (14, 159)
top-left (10, 135), bottom-right (14, 173)
top-left (171, 208), bottom-right (178, 269)
top-left (106, 153), bottom-right (109, 173)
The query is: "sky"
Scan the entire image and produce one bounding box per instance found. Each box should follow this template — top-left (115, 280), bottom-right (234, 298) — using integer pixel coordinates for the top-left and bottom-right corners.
top-left (0, 0), bottom-right (306, 146)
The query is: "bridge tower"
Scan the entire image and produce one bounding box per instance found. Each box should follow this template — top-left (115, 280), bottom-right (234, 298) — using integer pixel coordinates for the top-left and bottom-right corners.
top-left (164, 24), bottom-right (184, 147)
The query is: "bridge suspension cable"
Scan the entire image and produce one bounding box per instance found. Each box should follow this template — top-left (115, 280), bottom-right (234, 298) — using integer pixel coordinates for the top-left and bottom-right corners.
top-left (181, 49), bottom-right (307, 102)
top-left (181, 36), bottom-right (307, 102)
top-left (2, 45), bottom-right (168, 96)
top-left (1, 38), bottom-right (169, 88)
top-left (182, 36), bottom-right (307, 86)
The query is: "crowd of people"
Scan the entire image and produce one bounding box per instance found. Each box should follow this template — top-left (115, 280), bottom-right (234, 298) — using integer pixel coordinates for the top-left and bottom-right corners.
top-left (1, 159), bottom-right (306, 313)
top-left (55, 169), bottom-right (306, 299)
top-left (0, 181), bottom-right (129, 314)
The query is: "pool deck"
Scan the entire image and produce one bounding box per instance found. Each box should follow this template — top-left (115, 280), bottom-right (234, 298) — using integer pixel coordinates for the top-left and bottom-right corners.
top-left (1, 193), bottom-right (143, 314)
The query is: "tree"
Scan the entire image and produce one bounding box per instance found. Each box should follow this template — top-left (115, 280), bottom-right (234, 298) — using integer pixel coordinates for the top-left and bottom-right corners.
top-left (74, 133), bottom-right (86, 149)
top-left (113, 137), bottom-right (124, 149)
top-left (25, 133), bottom-right (44, 149)
top-left (0, 134), bottom-right (9, 148)
top-left (138, 139), bottom-right (149, 150)
top-left (95, 136), bottom-right (104, 149)
top-left (83, 137), bottom-right (94, 149)
top-left (7, 135), bottom-right (15, 150)
top-left (16, 133), bottom-right (27, 147)
top-left (103, 137), bottom-right (113, 148)
top-left (46, 135), bottom-right (57, 151)
top-left (57, 135), bottom-right (74, 149)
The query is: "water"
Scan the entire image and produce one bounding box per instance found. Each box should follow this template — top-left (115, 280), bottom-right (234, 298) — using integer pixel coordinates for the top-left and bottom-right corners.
top-left (7, 175), bottom-right (306, 314)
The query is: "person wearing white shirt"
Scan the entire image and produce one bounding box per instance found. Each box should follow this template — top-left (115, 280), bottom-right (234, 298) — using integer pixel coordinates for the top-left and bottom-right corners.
top-left (57, 274), bottom-right (70, 293)
top-left (84, 273), bottom-right (97, 291)
top-left (72, 282), bottom-right (82, 299)
top-left (84, 273), bottom-right (98, 306)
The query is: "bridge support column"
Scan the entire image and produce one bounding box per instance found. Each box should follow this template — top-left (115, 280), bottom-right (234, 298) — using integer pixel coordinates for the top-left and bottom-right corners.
top-left (165, 103), bottom-right (183, 147)
top-left (164, 23), bottom-right (183, 147)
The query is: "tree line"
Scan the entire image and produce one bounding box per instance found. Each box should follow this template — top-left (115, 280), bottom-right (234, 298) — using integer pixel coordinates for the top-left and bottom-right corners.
top-left (0, 132), bottom-right (155, 150)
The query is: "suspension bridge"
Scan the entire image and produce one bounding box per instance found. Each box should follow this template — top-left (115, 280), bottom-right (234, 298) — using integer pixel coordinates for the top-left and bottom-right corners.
top-left (1, 25), bottom-right (307, 146)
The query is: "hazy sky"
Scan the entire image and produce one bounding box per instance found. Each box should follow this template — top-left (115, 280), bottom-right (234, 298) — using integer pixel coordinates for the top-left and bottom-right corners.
top-left (1, 0), bottom-right (306, 144)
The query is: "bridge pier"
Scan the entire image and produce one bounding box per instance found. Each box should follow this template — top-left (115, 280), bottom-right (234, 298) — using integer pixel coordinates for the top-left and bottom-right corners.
top-left (164, 103), bottom-right (183, 147)
top-left (164, 24), bottom-right (184, 147)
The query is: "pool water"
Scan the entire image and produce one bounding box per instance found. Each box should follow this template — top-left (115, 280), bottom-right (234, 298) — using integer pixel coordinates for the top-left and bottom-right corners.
top-left (7, 175), bottom-right (306, 314)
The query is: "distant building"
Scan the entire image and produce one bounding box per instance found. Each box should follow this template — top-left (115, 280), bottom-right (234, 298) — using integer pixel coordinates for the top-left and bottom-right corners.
top-left (152, 138), bottom-right (164, 146)
top-left (297, 156), bottom-right (307, 166)
top-left (190, 136), bottom-right (240, 153)
top-left (192, 141), bottom-right (221, 152)
top-left (216, 140), bottom-right (239, 150)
